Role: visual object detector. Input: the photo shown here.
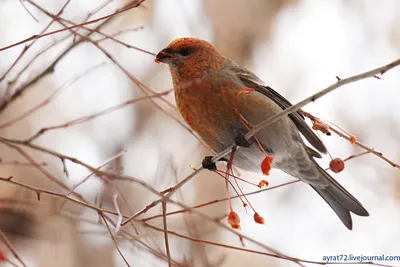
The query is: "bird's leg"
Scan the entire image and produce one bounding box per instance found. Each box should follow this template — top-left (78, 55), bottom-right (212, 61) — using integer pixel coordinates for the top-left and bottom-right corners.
top-left (235, 132), bottom-right (253, 147)
top-left (202, 156), bottom-right (216, 171)
top-left (202, 156), bottom-right (229, 171)
top-left (231, 126), bottom-right (253, 148)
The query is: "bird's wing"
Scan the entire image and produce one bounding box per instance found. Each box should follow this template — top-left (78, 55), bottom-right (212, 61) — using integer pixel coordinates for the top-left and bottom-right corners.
top-left (235, 70), bottom-right (327, 154)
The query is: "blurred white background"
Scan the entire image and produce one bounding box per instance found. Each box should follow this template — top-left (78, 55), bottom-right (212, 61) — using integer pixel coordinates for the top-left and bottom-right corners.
top-left (0, 0), bottom-right (399, 266)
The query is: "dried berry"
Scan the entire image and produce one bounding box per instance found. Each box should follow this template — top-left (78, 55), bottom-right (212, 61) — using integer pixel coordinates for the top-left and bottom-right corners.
top-left (253, 213), bottom-right (265, 224)
top-left (261, 156), bottom-right (273, 175)
top-left (258, 180), bottom-right (269, 188)
top-left (312, 120), bottom-right (331, 136)
top-left (227, 211), bottom-right (240, 229)
top-left (330, 158), bottom-right (345, 173)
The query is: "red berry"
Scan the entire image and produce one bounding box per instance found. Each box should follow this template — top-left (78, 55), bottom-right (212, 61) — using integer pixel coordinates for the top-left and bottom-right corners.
top-left (330, 158), bottom-right (345, 173)
top-left (227, 211), bottom-right (240, 229)
top-left (261, 156), bottom-right (273, 176)
top-left (253, 213), bottom-right (265, 224)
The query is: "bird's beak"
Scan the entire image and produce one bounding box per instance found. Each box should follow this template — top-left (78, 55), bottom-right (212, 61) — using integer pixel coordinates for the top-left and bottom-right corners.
top-left (155, 48), bottom-right (174, 64)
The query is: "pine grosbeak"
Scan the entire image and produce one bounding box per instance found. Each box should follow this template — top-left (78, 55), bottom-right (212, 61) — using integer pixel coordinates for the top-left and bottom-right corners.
top-left (156, 37), bottom-right (368, 229)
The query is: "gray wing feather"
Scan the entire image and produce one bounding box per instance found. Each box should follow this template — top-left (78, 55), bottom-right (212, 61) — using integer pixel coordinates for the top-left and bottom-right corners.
top-left (235, 70), bottom-right (327, 154)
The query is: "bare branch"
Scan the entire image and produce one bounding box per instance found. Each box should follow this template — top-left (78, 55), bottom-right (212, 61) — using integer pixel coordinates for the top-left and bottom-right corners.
top-left (0, 0), bottom-right (145, 114)
top-left (99, 213), bottom-right (131, 267)
top-left (18, 0), bottom-right (39, 22)
top-left (0, 0), bottom-right (72, 84)
top-left (0, 137), bottom-right (297, 263)
top-left (0, 230), bottom-right (27, 267)
top-left (0, 0), bottom-right (146, 52)
top-left (145, 223), bottom-right (394, 267)
top-left (162, 201), bottom-right (172, 267)
top-left (247, 58), bottom-right (400, 139)
top-left (0, 63), bottom-right (106, 131)
top-left (67, 149), bottom-right (127, 196)
top-left (25, 89), bottom-right (173, 142)
top-left (211, 57), bottom-right (400, 165)
top-left (113, 194), bottom-right (123, 234)
top-left (329, 126), bottom-right (399, 168)
top-left (0, 176), bottom-right (122, 218)
top-left (141, 180), bottom-right (299, 222)
top-left (123, 56), bottom-right (400, 229)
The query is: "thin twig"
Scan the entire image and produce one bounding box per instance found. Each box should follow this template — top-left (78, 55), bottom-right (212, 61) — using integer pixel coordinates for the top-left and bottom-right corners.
top-left (0, 176), bottom-right (122, 217)
top-left (26, 0), bottom-right (154, 56)
top-left (302, 111), bottom-right (400, 169)
top-left (0, 230), bottom-right (27, 267)
top-left (4, 0), bottom-right (213, 155)
top-left (99, 213), bottom-right (131, 267)
top-left (145, 223), bottom-right (394, 267)
top-left (18, 0), bottom-right (39, 22)
top-left (329, 127), bottom-right (400, 168)
top-left (342, 151), bottom-right (371, 162)
top-left (324, 151), bottom-right (372, 171)
top-left (0, 139), bottom-right (296, 263)
top-left (121, 169), bottom-right (201, 225)
top-left (0, 160), bottom-right (47, 167)
top-left (67, 149), bottom-right (127, 195)
top-left (247, 58), bottom-right (400, 139)
top-left (0, 0), bottom-right (71, 84)
top-left (0, 0), bottom-right (147, 52)
top-left (3, 257), bottom-right (20, 267)
top-left (88, 0), bottom-right (115, 18)
top-left (3, 0), bottom-right (115, 93)
top-left (66, 209), bottom-right (182, 266)
top-left (95, 26), bottom-right (145, 42)
top-left (113, 194), bottom-right (123, 234)
top-left (123, 56), bottom-right (400, 228)
top-left (141, 180), bottom-right (299, 222)
top-left (0, 136), bottom-right (162, 197)
top-left (0, 0), bottom-right (144, 114)
top-left (0, 63), bottom-right (106, 130)
top-left (162, 201), bottom-right (172, 267)
top-left (25, 89), bottom-right (173, 142)
top-left (2, 142), bottom-right (86, 200)
top-left (205, 57), bottom-right (400, 166)
top-left (23, 2), bottom-right (214, 153)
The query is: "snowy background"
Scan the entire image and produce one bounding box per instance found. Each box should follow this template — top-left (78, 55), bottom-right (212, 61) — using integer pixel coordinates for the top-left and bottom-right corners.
top-left (0, 0), bottom-right (399, 266)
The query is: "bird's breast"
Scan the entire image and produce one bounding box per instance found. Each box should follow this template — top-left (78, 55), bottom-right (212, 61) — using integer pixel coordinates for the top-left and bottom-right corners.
top-left (174, 78), bottom-right (241, 150)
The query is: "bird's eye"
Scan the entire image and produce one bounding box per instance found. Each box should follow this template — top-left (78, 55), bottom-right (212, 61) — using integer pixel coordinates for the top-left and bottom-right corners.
top-left (177, 48), bottom-right (190, 56)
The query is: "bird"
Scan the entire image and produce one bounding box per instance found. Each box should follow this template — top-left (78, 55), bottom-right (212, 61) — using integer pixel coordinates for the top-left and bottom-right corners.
top-left (155, 37), bottom-right (369, 230)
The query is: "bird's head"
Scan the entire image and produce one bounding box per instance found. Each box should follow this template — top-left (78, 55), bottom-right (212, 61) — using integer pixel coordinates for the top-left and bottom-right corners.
top-left (155, 38), bottom-right (226, 82)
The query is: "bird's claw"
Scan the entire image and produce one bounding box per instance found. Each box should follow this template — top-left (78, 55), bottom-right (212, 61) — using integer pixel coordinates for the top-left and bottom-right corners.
top-left (202, 156), bottom-right (217, 171)
top-left (235, 133), bottom-right (252, 147)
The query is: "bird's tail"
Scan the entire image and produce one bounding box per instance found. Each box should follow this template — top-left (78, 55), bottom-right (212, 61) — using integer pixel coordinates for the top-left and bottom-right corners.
top-left (311, 164), bottom-right (369, 230)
